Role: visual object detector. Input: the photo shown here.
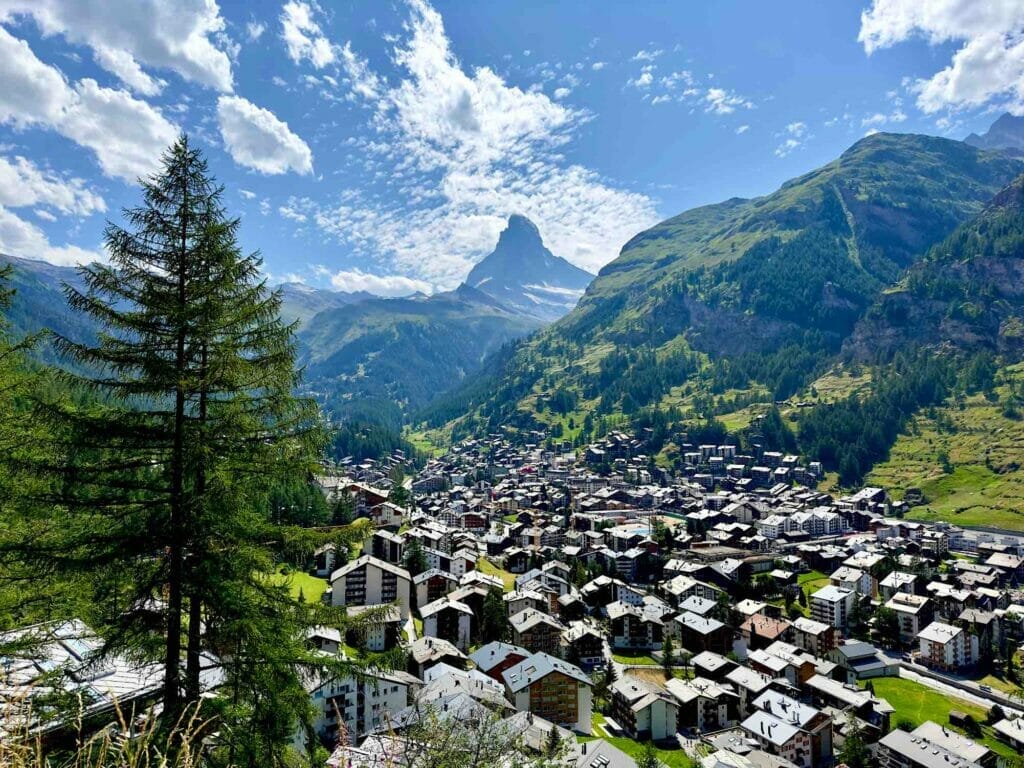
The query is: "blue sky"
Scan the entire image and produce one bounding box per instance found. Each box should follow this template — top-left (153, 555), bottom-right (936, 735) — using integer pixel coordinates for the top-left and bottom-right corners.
top-left (0, 0), bottom-right (1021, 295)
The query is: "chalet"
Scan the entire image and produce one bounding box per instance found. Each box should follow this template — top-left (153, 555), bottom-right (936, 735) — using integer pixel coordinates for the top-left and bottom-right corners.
top-left (420, 598), bottom-right (473, 651)
top-left (609, 677), bottom-right (680, 741)
top-left (406, 636), bottom-right (468, 679)
top-left (510, 608), bottom-right (565, 655)
top-left (666, 677), bottom-right (738, 733)
top-left (789, 617), bottom-right (836, 656)
top-left (329, 555), bottom-right (413, 619)
top-left (501, 652), bottom-right (593, 734)
top-left (674, 611), bottom-right (730, 654)
top-left (561, 622), bottom-right (605, 670)
top-left (470, 641), bottom-right (531, 682)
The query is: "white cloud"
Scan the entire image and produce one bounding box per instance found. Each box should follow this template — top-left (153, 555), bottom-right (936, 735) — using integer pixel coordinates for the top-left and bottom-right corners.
top-left (774, 138), bottom-right (801, 158)
top-left (239, 188), bottom-right (257, 199)
top-left (278, 202), bottom-right (307, 222)
top-left (736, 124), bottom-right (750, 134)
top-left (340, 41), bottom-right (381, 100)
top-left (0, 0), bottom-right (234, 92)
top-left (315, 0), bottom-right (658, 286)
top-left (92, 45), bottom-right (166, 96)
top-left (246, 21), bottom-right (266, 42)
top-left (861, 108), bottom-right (908, 127)
top-left (329, 267), bottom-right (433, 297)
top-left (705, 87), bottom-right (753, 115)
top-left (0, 27), bottom-right (179, 180)
top-left (859, 0), bottom-right (1024, 113)
top-left (65, 79), bottom-right (180, 180)
top-left (0, 204), bottom-right (100, 265)
top-left (632, 48), bottom-right (663, 62)
top-left (628, 66), bottom-right (655, 89)
top-left (280, 0), bottom-right (337, 69)
top-left (0, 155), bottom-right (106, 216)
top-left (553, 87), bottom-right (571, 100)
top-left (216, 95), bottom-right (313, 175)
top-left (591, 61), bottom-right (606, 71)
top-left (775, 122), bottom-right (809, 157)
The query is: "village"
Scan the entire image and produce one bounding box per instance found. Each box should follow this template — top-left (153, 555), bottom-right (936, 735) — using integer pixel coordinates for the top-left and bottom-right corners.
top-left (297, 428), bottom-right (1024, 767)
top-left (9, 427), bottom-right (1024, 768)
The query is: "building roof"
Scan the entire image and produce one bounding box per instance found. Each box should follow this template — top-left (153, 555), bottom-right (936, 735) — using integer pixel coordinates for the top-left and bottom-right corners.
top-left (468, 641), bottom-right (530, 672)
top-left (330, 554), bottom-right (412, 583)
top-left (917, 621), bottom-right (963, 644)
top-left (741, 710), bottom-right (800, 747)
top-left (501, 651), bottom-right (591, 693)
top-left (879, 727), bottom-right (984, 768)
top-left (812, 585), bottom-right (853, 603)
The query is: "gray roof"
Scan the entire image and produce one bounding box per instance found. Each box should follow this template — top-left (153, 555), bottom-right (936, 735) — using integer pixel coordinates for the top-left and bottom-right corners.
top-left (501, 651), bottom-right (591, 693)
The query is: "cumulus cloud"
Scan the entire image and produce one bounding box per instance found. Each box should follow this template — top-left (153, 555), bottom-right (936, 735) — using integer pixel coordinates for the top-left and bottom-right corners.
top-left (0, 27), bottom-right (178, 180)
top-left (246, 21), bottom-right (265, 42)
top-left (628, 66), bottom-right (655, 89)
top-left (0, 204), bottom-right (100, 265)
top-left (313, 0), bottom-right (658, 286)
top-left (0, 155), bottom-right (106, 216)
top-left (280, 0), bottom-right (336, 68)
top-left (0, 0), bottom-right (234, 92)
top-left (216, 95), bottom-right (313, 175)
top-left (329, 267), bottom-right (432, 297)
top-left (632, 48), bottom-right (663, 62)
top-left (705, 87), bottom-right (753, 115)
top-left (775, 121), bottom-right (809, 157)
top-left (859, 0), bottom-right (1024, 113)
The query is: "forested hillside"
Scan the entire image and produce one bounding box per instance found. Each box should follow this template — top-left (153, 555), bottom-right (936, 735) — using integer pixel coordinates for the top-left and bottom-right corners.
top-left (416, 133), bottom-right (1024, 499)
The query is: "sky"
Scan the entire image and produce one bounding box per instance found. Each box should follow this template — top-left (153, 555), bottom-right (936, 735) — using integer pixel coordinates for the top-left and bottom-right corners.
top-left (1, 0), bottom-right (1023, 296)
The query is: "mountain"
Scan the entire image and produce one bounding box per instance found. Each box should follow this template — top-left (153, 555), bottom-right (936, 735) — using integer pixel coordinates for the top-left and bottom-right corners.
top-left (421, 132), bottom-right (1024, 439)
top-left (464, 214), bottom-right (593, 322)
top-left (965, 113), bottom-right (1024, 155)
top-left (298, 283), bottom-right (541, 429)
top-left (277, 282), bottom-right (373, 327)
top-left (848, 173), bottom-right (1024, 360)
top-left (0, 254), bottom-right (94, 364)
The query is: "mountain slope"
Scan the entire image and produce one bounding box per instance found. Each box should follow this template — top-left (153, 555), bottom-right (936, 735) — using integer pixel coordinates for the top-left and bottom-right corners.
top-left (465, 215), bottom-right (593, 322)
top-left (299, 284), bottom-right (540, 428)
top-left (965, 113), bottom-right (1024, 155)
top-left (848, 173), bottom-right (1024, 360)
top-left (425, 132), bottom-right (1024, 437)
top-left (278, 282), bottom-right (373, 327)
top-left (0, 254), bottom-right (94, 363)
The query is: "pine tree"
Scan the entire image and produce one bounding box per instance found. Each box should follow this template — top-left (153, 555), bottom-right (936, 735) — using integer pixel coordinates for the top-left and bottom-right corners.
top-left (662, 635), bottom-right (675, 680)
top-left (480, 588), bottom-right (511, 643)
top-left (838, 717), bottom-right (870, 768)
top-left (403, 537), bottom-right (429, 577)
top-left (637, 741), bottom-right (659, 768)
top-left (5, 138), bottom-right (347, 753)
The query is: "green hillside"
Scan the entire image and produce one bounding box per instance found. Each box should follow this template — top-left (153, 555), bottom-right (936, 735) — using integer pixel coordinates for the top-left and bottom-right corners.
top-left (868, 363), bottom-right (1024, 530)
top-left (300, 284), bottom-right (539, 429)
top-left (423, 133), bottom-right (1024, 446)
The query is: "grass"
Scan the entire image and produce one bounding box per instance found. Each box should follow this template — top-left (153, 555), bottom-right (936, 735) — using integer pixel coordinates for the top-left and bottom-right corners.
top-left (588, 712), bottom-right (693, 767)
top-left (266, 567), bottom-right (328, 603)
top-left (864, 677), bottom-right (1013, 758)
top-left (477, 556), bottom-right (516, 591)
top-left (612, 650), bottom-right (659, 665)
top-left (798, 570), bottom-right (830, 593)
top-left (868, 364), bottom-right (1024, 530)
